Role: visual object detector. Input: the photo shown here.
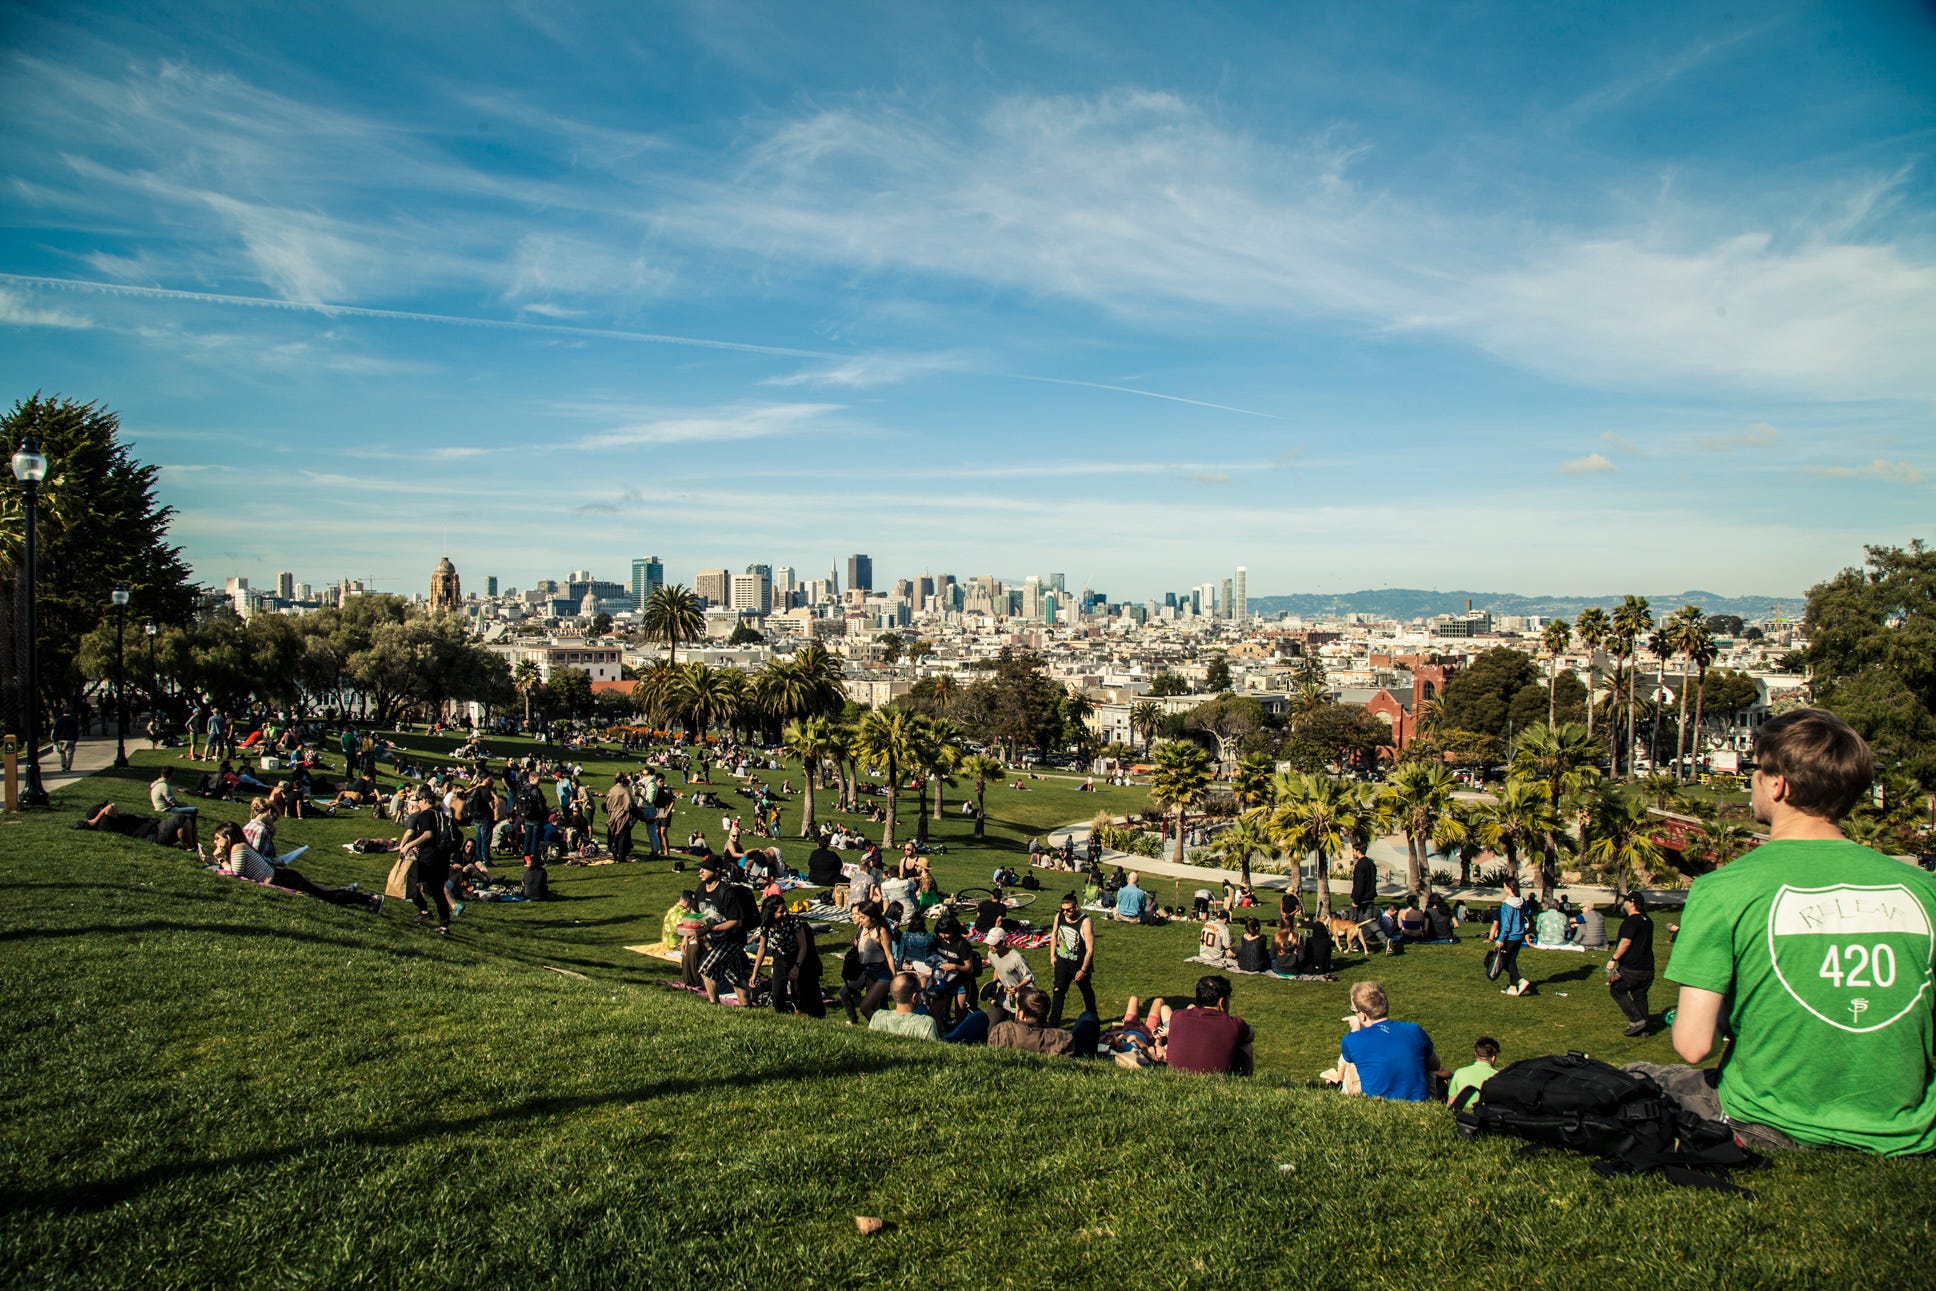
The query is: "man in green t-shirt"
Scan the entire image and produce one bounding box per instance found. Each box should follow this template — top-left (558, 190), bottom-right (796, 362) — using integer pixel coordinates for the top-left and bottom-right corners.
top-left (1640, 709), bottom-right (1936, 1156)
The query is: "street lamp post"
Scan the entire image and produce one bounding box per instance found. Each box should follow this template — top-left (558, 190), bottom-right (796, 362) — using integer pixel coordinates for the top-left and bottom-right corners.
top-left (145, 620), bottom-right (158, 709)
top-left (11, 435), bottom-right (50, 806)
top-left (112, 586), bottom-right (129, 768)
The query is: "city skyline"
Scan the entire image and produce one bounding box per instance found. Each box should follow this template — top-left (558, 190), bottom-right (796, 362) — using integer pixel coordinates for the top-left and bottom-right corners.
top-left (2, 2), bottom-right (1931, 596)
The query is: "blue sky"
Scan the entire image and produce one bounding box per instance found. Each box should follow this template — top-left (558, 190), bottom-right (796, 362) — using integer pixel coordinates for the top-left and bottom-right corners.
top-left (1, 0), bottom-right (1931, 600)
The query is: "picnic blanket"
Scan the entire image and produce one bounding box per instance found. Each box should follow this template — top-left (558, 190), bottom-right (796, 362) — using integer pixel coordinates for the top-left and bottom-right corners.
top-left (1185, 953), bottom-right (1336, 982)
top-left (971, 928), bottom-right (1051, 950)
top-left (626, 941), bottom-right (683, 963)
top-left (1527, 941), bottom-right (1588, 952)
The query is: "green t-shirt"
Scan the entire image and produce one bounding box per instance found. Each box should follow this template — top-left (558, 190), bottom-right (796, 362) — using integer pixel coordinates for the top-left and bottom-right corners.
top-left (1447, 1059), bottom-right (1498, 1109)
top-left (1666, 839), bottom-right (1936, 1155)
top-left (867, 1009), bottom-right (940, 1041)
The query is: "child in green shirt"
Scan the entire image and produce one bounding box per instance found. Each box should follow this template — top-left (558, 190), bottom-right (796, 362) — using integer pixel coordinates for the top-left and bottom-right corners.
top-left (1448, 1036), bottom-right (1501, 1107)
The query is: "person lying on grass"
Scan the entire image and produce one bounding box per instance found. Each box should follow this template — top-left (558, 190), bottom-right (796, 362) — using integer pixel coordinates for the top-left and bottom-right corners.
top-left (76, 801), bottom-right (198, 853)
top-left (210, 821), bottom-right (382, 916)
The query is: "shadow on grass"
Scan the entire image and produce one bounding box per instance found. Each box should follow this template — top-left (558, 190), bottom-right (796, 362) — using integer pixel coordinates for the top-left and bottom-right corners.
top-left (0, 1050), bottom-right (934, 1216)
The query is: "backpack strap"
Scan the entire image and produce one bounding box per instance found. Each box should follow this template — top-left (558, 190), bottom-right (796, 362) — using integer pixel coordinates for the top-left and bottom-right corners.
top-left (1450, 1083), bottom-right (1483, 1112)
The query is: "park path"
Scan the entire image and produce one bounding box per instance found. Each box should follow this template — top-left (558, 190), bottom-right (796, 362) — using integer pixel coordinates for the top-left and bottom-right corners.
top-left (31, 737), bottom-right (124, 797)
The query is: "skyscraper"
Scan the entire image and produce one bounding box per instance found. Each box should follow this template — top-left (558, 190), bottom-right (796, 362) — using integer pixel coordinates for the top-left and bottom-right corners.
top-left (487, 576), bottom-right (499, 597)
top-left (1222, 577), bottom-right (1234, 620)
top-left (1235, 566), bottom-right (1248, 622)
top-left (275, 570), bottom-right (294, 600)
top-left (731, 571), bottom-right (772, 615)
top-left (630, 557), bottom-right (664, 609)
top-left (695, 569), bottom-right (730, 607)
top-left (846, 553), bottom-right (873, 593)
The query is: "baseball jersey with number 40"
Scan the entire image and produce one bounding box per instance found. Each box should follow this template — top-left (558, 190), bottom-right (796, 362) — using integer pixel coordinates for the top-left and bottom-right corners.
top-left (1666, 839), bottom-right (1936, 1155)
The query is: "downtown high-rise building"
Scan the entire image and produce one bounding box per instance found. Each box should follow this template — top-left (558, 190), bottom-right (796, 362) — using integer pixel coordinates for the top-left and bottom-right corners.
top-left (846, 553), bottom-right (873, 593)
top-left (1235, 566), bottom-right (1248, 621)
top-left (275, 570), bottom-right (295, 600)
top-left (487, 576), bottom-right (499, 597)
top-left (731, 570), bottom-right (772, 615)
top-left (1222, 577), bottom-right (1234, 619)
top-left (630, 556), bottom-right (664, 609)
top-left (694, 569), bottom-right (729, 607)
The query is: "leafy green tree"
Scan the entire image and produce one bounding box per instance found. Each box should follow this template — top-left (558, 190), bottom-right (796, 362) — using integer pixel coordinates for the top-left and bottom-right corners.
top-left (1204, 653), bottom-right (1233, 692)
top-left (875, 632), bottom-right (904, 664)
top-left (1, 396), bottom-right (197, 732)
top-left (1146, 672), bottom-right (1189, 697)
top-left (589, 612), bottom-right (614, 637)
top-left (630, 660), bottom-right (676, 729)
top-left (1804, 541), bottom-right (1936, 787)
top-left (1278, 702), bottom-right (1386, 772)
top-left (549, 666), bottom-right (593, 721)
top-left (726, 621), bottom-right (763, 647)
top-left (1472, 778), bottom-right (1560, 891)
top-left (1184, 693), bottom-right (1269, 774)
top-left (1149, 739), bottom-right (1213, 865)
top-left (672, 662), bottom-right (739, 737)
top-left (1435, 647), bottom-right (1543, 741)
top-left (643, 584), bottom-right (704, 667)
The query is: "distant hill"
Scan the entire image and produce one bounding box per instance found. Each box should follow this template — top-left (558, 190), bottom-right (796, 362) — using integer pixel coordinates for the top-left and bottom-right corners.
top-left (1248, 589), bottom-right (1801, 623)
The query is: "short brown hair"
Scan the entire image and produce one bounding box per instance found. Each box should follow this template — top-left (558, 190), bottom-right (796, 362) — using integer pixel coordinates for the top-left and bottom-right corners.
top-left (1015, 984), bottom-right (1051, 1025)
top-left (1754, 708), bottom-right (1874, 820)
top-left (1350, 981), bottom-right (1390, 1020)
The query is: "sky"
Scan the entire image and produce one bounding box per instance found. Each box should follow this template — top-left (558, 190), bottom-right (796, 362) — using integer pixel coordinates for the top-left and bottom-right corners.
top-left (1, 0), bottom-right (1932, 602)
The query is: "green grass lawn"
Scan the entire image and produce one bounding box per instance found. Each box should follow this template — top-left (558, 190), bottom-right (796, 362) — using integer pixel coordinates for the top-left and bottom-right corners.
top-left (2, 734), bottom-right (1930, 1288)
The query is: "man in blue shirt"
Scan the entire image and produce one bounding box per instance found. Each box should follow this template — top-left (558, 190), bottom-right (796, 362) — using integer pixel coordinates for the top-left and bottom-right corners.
top-left (1334, 981), bottom-right (1446, 1101)
top-left (1114, 872), bottom-right (1149, 922)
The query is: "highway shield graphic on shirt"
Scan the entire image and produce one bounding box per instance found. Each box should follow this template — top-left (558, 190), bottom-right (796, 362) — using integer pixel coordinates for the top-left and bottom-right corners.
top-left (1768, 884), bottom-right (1934, 1034)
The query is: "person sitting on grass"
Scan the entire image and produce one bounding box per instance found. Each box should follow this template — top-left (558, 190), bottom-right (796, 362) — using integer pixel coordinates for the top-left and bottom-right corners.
top-left (210, 821), bottom-right (382, 915)
top-left (972, 886), bottom-right (1007, 935)
top-left (940, 979), bottom-right (991, 1045)
top-left (1326, 981), bottom-right (1447, 1101)
top-left (867, 972), bottom-right (940, 1041)
top-left (926, 912), bottom-right (983, 1023)
top-left (1235, 917), bottom-right (1273, 973)
top-left (754, 893), bottom-right (824, 1018)
top-left (988, 984), bottom-right (1076, 1056)
top-left (1397, 898), bottom-right (1430, 942)
top-left (1196, 911), bottom-right (1235, 967)
top-left (1447, 1036), bottom-right (1502, 1108)
top-left (839, 903), bottom-right (897, 1023)
top-left (981, 926), bottom-right (1035, 1014)
top-left (1113, 871), bottom-right (1149, 922)
top-left (150, 768), bottom-right (198, 818)
top-left (1164, 975), bottom-right (1255, 1076)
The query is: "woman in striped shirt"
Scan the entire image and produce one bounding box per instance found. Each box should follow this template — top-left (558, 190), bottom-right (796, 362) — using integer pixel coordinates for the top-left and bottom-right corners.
top-left (213, 822), bottom-right (382, 915)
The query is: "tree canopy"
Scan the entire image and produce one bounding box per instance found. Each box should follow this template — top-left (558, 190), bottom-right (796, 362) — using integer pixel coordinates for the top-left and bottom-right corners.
top-left (1435, 647), bottom-right (1544, 740)
top-left (1804, 540), bottom-right (1936, 786)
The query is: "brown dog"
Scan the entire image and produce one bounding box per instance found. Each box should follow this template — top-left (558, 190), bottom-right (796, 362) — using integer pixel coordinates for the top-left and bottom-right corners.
top-left (1326, 915), bottom-right (1372, 956)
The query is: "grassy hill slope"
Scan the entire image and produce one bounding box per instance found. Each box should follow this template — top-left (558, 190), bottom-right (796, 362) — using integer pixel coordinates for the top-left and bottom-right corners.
top-left (1, 745), bottom-right (1929, 1288)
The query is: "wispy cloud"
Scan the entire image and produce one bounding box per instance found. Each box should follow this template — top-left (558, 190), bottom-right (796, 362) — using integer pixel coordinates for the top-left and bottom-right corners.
top-left (1694, 421), bottom-right (1780, 452)
top-left (1560, 452), bottom-right (1618, 475)
top-left (1805, 459), bottom-right (1926, 485)
top-left (764, 352), bottom-right (970, 389)
top-left (572, 402), bottom-right (843, 449)
top-left (0, 286), bottom-right (92, 329)
top-left (1189, 471), bottom-right (1232, 485)
top-left (1599, 432), bottom-right (1643, 455)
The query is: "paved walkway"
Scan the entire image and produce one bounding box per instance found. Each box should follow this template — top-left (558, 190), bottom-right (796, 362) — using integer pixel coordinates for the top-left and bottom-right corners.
top-left (1043, 817), bottom-right (1678, 908)
top-left (15, 736), bottom-right (124, 802)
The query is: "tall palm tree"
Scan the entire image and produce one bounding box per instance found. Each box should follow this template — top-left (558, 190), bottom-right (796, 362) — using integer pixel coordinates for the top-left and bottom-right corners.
top-left (781, 715), bottom-right (837, 838)
top-left (1510, 721), bottom-right (1603, 901)
top-left (925, 717), bottom-right (964, 821)
top-left (851, 707), bottom-right (917, 849)
top-left (1231, 752), bottom-right (1277, 811)
top-left (752, 658), bottom-right (810, 740)
top-left (791, 641), bottom-right (848, 717)
top-left (1149, 740), bottom-right (1213, 865)
top-left (1130, 700), bottom-right (1161, 753)
top-left (1688, 816), bottom-right (1753, 870)
top-left (957, 753), bottom-right (1004, 840)
top-left (1611, 595), bottom-right (1653, 778)
top-left (1268, 771), bottom-right (1365, 915)
top-left (1294, 680), bottom-right (1333, 716)
top-left (1687, 629), bottom-right (1718, 777)
top-left (826, 719), bottom-right (857, 812)
top-left (1378, 760), bottom-right (1456, 898)
top-left (643, 584), bottom-right (705, 668)
top-left (1573, 606), bottom-right (1610, 740)
top-left (1541, 617), bottom-right (1572, 728)
top-left (1211, 809), bottom-right (1277, 891)
top-left (1061, 687), bottom-right (1096, 750)
top-left (1473, 778), bottom-right (1559, 892)
top-left (630, 659), bottom-right (678, 731)
top-left (512, 659), bottom-right (543, 728)
top-left (1666, 607), bottom-right (1712, 782)
top-left (1580, 786), bottom-right (1666, 892)
top-left (1435, 800), bottom-right (1483, 888)
top-left (675, 662), bottom-right (742, 738)
top-left (1646, 626), bottom-right (1672, 774)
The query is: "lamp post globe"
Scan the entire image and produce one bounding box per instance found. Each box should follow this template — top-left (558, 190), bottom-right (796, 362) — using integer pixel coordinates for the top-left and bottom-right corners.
top-left (112, 586), bottom-right (130, 768)
top-left (12, 435), bottom-right (51, 806)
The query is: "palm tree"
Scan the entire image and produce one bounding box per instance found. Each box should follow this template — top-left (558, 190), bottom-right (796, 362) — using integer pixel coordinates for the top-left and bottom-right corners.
top-left (791, 641), bottom-right (848, 717)
top-left (781, 715), bottom-right (837, 838)
top-left (1541, 617), bottom-right (1572, 728)
top-left (1098, 740), bottom-right (1134, 773)
top-left (1130, 701), bottom-right (1161, 753)
top-left (1268, 771), bottom-right (1365, 915)
top-left (1580, 786), bottom-right (1666, 892)
top-left (1231, 752), bottom-right (1276, 811)
top-left (1510, 721), bottom-right (1603, 902)
top-left (1435, 800), bottom-right (1483, 888)
top-left (1573, 606), bottom-right (1610, 740)
top-left (1688, 816), bottom-right (1753, 870)
top-left (630, 659), bottom-right (678, 731)
top-left (643, 584), bottom-right (705, 668)
top-left (1473, 778), bottom-right (1558, 891)
top-left (1378, 760), bottom-right (1456, 898)
top-left (752, 658), bottom-right (811, 740)
top-left (957, 753), bottom-right (1005, 840)
top-left (1687, 629), bottom-right (1718, 777)
top-left (1611, 595), bottom-right (1653, 777)
top-left (1293, 680), bottom-right (1333, 716)
top-left (673, 662), bottom-right (739, 738)
top-left (1061, 687), bottom-right (1096, 749)
top-left (851, 707), bottom-right (918, 849)
top-left (826, 719), bottom-right (857, 812)
top-left (1211, 809), bottom-right (1277, 891)
top-left (1666, 607), bottom-right (1712, 782)
top-left (513, 659), bottom-right (543, 728)
top-left (925, 717), bottom-right (964, 821)
top-left (1636, 772), bottom-right (1687, 812)
top-left (1149, 740), bottom-right (1213, 866)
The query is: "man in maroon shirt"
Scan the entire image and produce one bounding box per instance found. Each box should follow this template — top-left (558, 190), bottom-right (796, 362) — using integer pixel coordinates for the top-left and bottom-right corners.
top-left (1164, 975), bottom-right (1254, 1075)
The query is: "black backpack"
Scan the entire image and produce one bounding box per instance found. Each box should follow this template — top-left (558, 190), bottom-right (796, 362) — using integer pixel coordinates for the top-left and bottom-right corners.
top-left (1454, 1051), bottom-right (1763, 1193)
top-left (461, 786), bottom-right (488, 824)
top-left (654, 785), bottom-right (674, 809)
